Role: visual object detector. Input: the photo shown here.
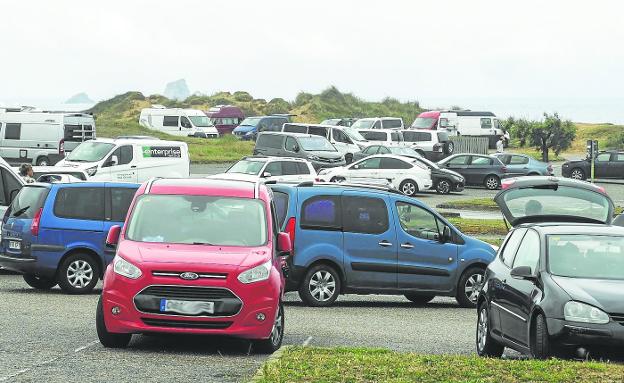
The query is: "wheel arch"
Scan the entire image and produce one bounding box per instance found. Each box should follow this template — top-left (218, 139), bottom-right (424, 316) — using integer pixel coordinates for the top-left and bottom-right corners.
top-left (305, 258), bottom-right (346, 292)
top-left (57, 246), bottom-right (105, 279)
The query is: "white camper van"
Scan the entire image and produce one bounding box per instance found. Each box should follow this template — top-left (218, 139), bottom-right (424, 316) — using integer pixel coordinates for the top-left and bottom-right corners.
top-left (0, 156), bottom-right (25, 218)
top-left (56, 138), bottom-right (190, 182)
top-left (0, 108), bottom-right (96, 165)
top-left (139, 106), bottom-right (219, 138)
top-left (411, 110), bottom-right (505, 148)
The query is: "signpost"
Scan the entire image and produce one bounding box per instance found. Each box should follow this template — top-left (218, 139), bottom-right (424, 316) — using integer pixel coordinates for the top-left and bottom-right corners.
top-left (586, 140), bottom-right (598, 183)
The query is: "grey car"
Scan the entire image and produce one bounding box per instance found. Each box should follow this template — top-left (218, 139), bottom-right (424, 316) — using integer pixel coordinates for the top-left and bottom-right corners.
top-left (494, 153), bottom-right (553, 176)
top-left (438, 154), bottom-right (512, 190)
top-left (253, 132), bottom-right (346, 170)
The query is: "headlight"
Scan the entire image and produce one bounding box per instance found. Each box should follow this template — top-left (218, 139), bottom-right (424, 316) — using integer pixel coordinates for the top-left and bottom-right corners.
top-left (564, 301), bottom-right (609, 324)
top-left (113, 256), bottom-right (142, 279)
top-left (86, 166), bottom-right (98, 176)
top-left (237, 259), bottom-right (272, 284)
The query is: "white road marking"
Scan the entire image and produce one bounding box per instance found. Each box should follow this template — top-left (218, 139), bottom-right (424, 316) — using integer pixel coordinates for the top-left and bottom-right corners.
top-left (302, 336), bottom-right (313, 347)
top-left (74, 340), bottom-right (99, 353)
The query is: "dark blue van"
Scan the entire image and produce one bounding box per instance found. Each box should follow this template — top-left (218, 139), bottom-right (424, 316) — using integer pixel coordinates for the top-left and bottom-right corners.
top-left (0, 182), bottom-right (139, 293)
top-left (233, 116), bottom-right (289, 141)
top-left (269, 183), bottom-right (496, 308)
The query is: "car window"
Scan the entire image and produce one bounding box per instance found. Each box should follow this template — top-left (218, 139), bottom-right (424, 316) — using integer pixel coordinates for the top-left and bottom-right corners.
top-left (296, 162), bottom-right (310, 174)
top-left (110, 187), bottom-right (138, 222)
top-left (447, 155), bottom-right (470, 166)
top-left (380, 158), bottom-right (412, 170)
top-left (281, 161), bottom-right (300, 175)
top-left (500, 228), bottom-right (527, 267)
top-left (309, 126), bottom-right (328, 138)
top-left (283, 124), bottom-right (308, 134)
top-left (272, 191), bottom-right (289, 228)
top-left (54, 187), bottom-right (105, 221)
top-left (390, 132), bottom-right (403, 142)
top-left (373, 120), bottom-right (382, 129)
top-left (256, 134), bottom-right (283, 149)
top-left (596, 153), bottom-right (611, 162)
top-left (342, 196), bottom-right (389, 234)
top-left (180, 116), bottom-right (192, 129)
top-left (356, 157), bottom-right (382, 169)
top-left (301, 195), bottom-right (341, 230)
top-left (378, 147), bottom-right (391, 154)
top-left (6, 186), bottom-right (49, 219)
top-left (616, 154), bottom-right (624, 162)
top-left (265, 162), bottom-right (283, 176)
top-left (285, 136), bottom-right (298, 152)
top-left (512, 230), bottom-right (540, 272)
top-left (480, 118), bottom-right (492, 129)
top-left (437, 132), bottom-right (450, 142)
top-left (362, 146), bottom-right (378, 155)
top-left (361, 131), bottom-right (387, 141)
top-left (396, 202), bottom-right (441, 241)
top-left (1, 168), bottom-right (22, 205)
top-left (510, 155), bottom-right (529, 165)
top-left (163, 116), bottom-right (178, 127)
top-left (470, 156), bottom-right (492, 165)
top-left (382, 119), bottom-right (402, 129)
top-left (333, 129), bottom-right (351, 144)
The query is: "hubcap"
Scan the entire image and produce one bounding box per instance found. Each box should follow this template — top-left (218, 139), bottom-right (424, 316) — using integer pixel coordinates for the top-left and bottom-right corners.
top-left (309, 270), bottom-right (336, 302)
top-left (438, 181), bottom-right (450, 194)
top-left (486, 177), bottom-right (498, 189)
top-left (270, 307), bottom-right (283, 346)
top-left (465, 273), bottom-right (484, 303)
top-left (67, 260), bottom-right (94, 288)
top-left (477, 308), bottom-right (488, 352)
top-left (571, 169), bottom-right (583, 179)
top-left (402, 182), bottom-right (416, 196)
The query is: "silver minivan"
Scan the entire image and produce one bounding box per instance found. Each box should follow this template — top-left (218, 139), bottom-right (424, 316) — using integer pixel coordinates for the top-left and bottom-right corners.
top-left (281, 123), bottom-right (365, 164)
top-left (253, 132), bottom-right (346, 170)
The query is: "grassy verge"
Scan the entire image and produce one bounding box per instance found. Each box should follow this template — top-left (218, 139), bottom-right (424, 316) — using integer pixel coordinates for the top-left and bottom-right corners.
top-left (476, 236), bottom-right (503, 247)
top-left (437, 198), bottom-right (499, 211)
top-left (505, 147), bottom-right (566, 162)
top-left (448, 217), bottom-right (508, 236)
top-left (254, 346), bottom-right (624, 383)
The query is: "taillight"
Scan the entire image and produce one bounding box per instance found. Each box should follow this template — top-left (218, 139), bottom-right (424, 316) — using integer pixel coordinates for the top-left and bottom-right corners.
top-left (31, 208), bottom-right (43, 236)
top-left (285, 217), bottom-right (296, 255)
top-left (59, 139), bottom-right (65, 155)
top-left (502, 179), bottom-right (516, 190)
top-left (433, 143), bottom-right (442, 152)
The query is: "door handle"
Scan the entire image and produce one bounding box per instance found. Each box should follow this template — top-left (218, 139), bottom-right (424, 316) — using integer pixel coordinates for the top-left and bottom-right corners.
top-left (400, 243), bottom-right (414, 249)
top-left (130, 165), bottom-right (137, 169)
top-left (378, 240), bottom-right (393, 247)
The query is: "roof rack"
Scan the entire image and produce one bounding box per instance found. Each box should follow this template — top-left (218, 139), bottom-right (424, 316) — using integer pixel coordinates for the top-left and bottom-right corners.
top-left (144, 177), bottom-right (162, 194)
top-left (295, 181), bottom-right (403, 195)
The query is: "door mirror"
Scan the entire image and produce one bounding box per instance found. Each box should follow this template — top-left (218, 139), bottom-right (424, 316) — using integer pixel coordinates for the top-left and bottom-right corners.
top-left (277, 232), bottom-right (292, 255)
top-left (105, 155), bottom-right (119, 167)
top-left (293, 145), bottom-right (300, 153)
top-left (106, 225), bottom-right (122, 247)
top-left (510, 266), bottom-right (537, 281)
top-left (439, 226), bottom-right (452, 243)
top-left (353, 164), bottom-right (360, 170)
top-left (262, 172), bottom-right (272, 178)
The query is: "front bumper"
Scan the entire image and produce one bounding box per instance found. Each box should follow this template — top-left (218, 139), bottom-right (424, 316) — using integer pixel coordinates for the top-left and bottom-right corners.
top-left (189, 132), bottom-right (219, 139)
top-left (547, 318), bottom-right (624, 348)
top-left (311, 159), bottom-right (346, 171)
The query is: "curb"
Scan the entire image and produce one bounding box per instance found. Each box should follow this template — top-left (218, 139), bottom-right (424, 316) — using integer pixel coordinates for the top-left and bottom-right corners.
top-left (249, 345), bottom-right (292, 383)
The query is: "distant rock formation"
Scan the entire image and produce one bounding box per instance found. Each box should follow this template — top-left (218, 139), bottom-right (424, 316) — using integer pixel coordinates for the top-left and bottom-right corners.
top-left (65, 92), bottom-right (94, 104)
top-left (163, 79), bottom-right (190, 101)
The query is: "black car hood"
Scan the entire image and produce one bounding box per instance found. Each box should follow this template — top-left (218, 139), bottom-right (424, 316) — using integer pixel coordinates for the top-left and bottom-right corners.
top-left (552, 276), bottom-right (624, 313)
top-left (433, 168), bottom-right (463, 179)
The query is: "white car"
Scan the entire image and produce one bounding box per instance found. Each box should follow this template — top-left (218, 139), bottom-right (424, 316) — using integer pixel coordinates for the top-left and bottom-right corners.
top-left (212, 156), bottom-right (316, 183)
top-left (317, 154), bottom-right (432, 196)
top-left (357, 129), bottom-right (404, 147)
top-left (351, 117), bottom-right (404, 130)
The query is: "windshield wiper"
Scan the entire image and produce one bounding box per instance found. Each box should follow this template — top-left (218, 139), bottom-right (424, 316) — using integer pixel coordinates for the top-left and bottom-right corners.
top-left (12, 206), bottom-right (30, 218)
top-left (67, 159), bottom-right (87, 162)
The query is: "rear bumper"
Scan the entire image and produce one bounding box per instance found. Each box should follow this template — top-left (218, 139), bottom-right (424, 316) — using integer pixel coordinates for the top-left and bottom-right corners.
top-left (0, 253), bottom-right (37, 274)
top-left (547, 318), bottom-right (624, 348)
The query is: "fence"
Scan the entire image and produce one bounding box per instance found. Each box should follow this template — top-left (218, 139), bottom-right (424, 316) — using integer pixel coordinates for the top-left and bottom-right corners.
top-left (450, 136), bottom-right (490, 155)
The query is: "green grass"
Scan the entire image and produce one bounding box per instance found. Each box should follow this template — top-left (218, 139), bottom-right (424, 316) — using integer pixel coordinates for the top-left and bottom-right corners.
top-left (448, 217), bottom-right (508, 236)
top-left (437, 198), bottom-right (499, 211)
top-left (254, 346), bottom-right (624, 383)
top-left (476, 236), bottom-right (503, 247)
top-left (506, 146), bottom-right (566, 161)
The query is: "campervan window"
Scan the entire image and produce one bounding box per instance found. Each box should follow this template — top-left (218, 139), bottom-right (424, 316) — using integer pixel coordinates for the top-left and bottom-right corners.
top-left (480, 118), bottom-right (492, 129)
top-left (163, 116), bottom-right (179, 126)
top-left (189, 115), bottom-right (213, 127)
top-left (5, 123), bottom-right (21, 139)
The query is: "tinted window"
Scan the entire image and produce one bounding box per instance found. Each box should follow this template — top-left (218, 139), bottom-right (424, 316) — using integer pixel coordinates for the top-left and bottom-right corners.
top-left (342, 196), bottom-right (389, 234)
top-left (382, 119), bottom-right (402, 129)
top-left (333, 129), bottom-right (350, 143)
top-left (1, 168), bottom-right (22, 205)
top-left (362, 146), bottom-right (378, 155)
top-left (356, 157), bottom-right (381, 169)
top-left (163, 116), bottom-right (179, 127)
top-left (273, 191), bottom-right (289, 228)
top-left (180, 116), bottom-right (192, 128)
top-left (362, 131), bottom-right (387, 141)
top-left (380, 158), bottom-right (412, 170)
top-left (106, 146), bottom-right (133, 166)
top-left (513, 230), bottom-right (540, 271)
top-left (403, 131), bottom-right (431, 141)
top-left (281, 161), bottom-right (300, 175)
top-left (256, 134), bottom-right (283, 149)
top-left (470, 156), bottom-right (492, 165)
top-left (596, 153), bottom-right (611, 162)
top-left (396, 202), bottom-right (441, 240)
top-left (296, 162), bottom-right (310, 174)
top-left (448, 155), bottom-right (470, 165)
top-left (265, 162), bottom-right (283, 176)
top-left (110, 187), bottom-right (138, 222)
top-left (510, 155), bottom-right (529, 165)
top-left (373, 120), bottom-right (382, 129)
top-left (308, 126), bottom-right (328, 137)
top-left (500, 228), bottom-right (527, 267)
top-left (285, 136), bottom-right (298, 152)
top-left (54, 187), bottom-right (105, 221)
top-left (5, 123), bottom-right (21, 140)
top-left (390, 132), bottom-right (403, 142)
top-left (480, 118), bottom-right (492, 129)
top-left (270, 118), bottom-right (286, 130)
top-left (6, 186), bottom-right (49, 220)
top-left (283, 124), bottom-right (308, 134)
top-left (301, 195), bottom-right (341, 230)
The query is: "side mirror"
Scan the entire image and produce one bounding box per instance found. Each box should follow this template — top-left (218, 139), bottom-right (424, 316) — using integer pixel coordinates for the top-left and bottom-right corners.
top-left (353, 164), bottom-right (360, 169)
top-left (105, 155), bottom-right (119, 167)
top-left (277, 232), bottom-right (292, 255)
top-left (262, 172), bottom-right (272, 178)
top-left (440, 226), bottom-right (452, 243)
top-left (510, 266), bottom-right (537, 281)
top-left (293, 145), bottom-right (300, 153)
top-left (9, 188), bottom-right (20, 203)
top-left (106, 225), bottom-right (122, 247)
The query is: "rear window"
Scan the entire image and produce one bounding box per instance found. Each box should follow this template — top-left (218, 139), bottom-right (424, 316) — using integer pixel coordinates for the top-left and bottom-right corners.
top-left (382, 119), bottom-right (402, 129)
top-left (256, 134), bottom-right (283, 149)
top-left (6, 186), bottom-right (49, 220)
top-left (301, 195), bottom-right (341, 230)
top-left (273, 191), bottom-right (289, 228)
top-left (54, 187), bottom-right (105, 221)
top-left (110, 187), bottom-right (138, 222)
top-left (283, 124), bottom-right (308, 134)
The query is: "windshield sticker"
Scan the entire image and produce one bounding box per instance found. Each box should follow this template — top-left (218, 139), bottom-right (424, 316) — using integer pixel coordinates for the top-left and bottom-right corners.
top-left (142, 146), bottom-right (181, 158)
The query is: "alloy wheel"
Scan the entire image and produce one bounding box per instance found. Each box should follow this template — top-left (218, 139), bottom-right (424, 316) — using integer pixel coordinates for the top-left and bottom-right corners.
top-left (309, 271), bottom-right (336, 302)
top-left (401, 181), bottom-right (417, 196)
top-left (485, 177), bottom-right (499, 190)
top-left (66, 260), bottom-right (94, 289)
top-left (437, 180), bottom-right (451, 194)
top-left (477, 307), bottom-right (488, 353)
top-left (571, 169), bottom-right (584, 180)
top-left (464, 272), bottom-right (484, 304)
top-left (270, 307), bottom-right (283, 346)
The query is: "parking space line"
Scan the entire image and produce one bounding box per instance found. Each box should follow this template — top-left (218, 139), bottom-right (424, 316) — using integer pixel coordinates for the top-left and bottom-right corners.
top-left (74, 340), bottom-right (99, 353)
top-left (302, 336), bottom-right (313, 347)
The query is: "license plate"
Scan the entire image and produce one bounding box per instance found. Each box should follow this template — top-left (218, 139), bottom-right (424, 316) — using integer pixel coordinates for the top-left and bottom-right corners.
top-left (159, 299), bottom-right (214, 315)
top-left (8, 240), bottom-right (20, 250)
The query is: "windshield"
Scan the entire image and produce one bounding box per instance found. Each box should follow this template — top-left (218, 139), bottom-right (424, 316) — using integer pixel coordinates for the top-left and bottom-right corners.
top-left (411, 117), bottom-right (436, 129)
top-left (226, 160), bottom-right (266, 175)
top-left (6, 186), bottom-right (49, 220)
top-left (66, 142), bottom-right (115, 162)
top-left (343, 128), bottom-right (366, 142)
top-left (548, 235), bottom-right (624, 280)
top-left (126, 195), bottom-right (267, 246)
top-left (351, 120), bottom-right (375, 129)
top-left (416, 156), bottom-right (439, 169)
top-left (239, 117), bottom-right (262, 127)
top-left (321, 119), bottom-right (339, 125)
top-left (189, 115), bottom-right (214, 127)
top-left (298, 136), bottom-right (336, 152)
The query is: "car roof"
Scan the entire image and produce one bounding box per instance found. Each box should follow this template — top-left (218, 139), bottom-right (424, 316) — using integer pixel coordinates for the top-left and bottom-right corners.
top-left (242, 156), bottom-right (310, 162)
top-left (278, 181), bottom-right (403, 196)
top-left (357, 128), bottom-right (401, 133)
top-left (147, 178), bottom-right (261, 199)
top-left (519, 222), bottom-right (624, 236)
top-left (259, 132), bottom-right (323, 138)
top-left (25, 181), bottom-right (139, 189)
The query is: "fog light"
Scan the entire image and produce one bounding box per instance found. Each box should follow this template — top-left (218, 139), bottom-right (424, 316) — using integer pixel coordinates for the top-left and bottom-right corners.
top-left (256, 313), bottom-right (266, 321)
top-left (111, 306), bottom-right (121, 315)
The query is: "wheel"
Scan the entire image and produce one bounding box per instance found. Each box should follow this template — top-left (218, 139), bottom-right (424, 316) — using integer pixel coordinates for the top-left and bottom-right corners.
top-left (570, 168), bottom-right (585, 180)
top-left (444, 141), bottom-right (454, 155)
top-left (330, 176), bottom-right (345, 183)
top-left (253, 302), bottom-right (284, 354)
top-left (57, 253), bottom-right (100, 294)
top-left (345, 153), bottom-right (353, 164)
top-left (36, 156), bottom-right (50, 166)
top-left (456, 266), bottom-right (485, 308)
top-left (531, 313), bottom-right (551, 359)
top-left (399, 179), bottom-right (419, 196)
top-left (435, 179), bottom-right (452, 194)
top-left (476, 302), bottom-right (505, 357)
top-left (298, 264), bottom-right (341, 307)
top-left (484, 175), bottom-right (501, 190)
top-left (96, 295), bottom-right (131, 348)
top-left (404, 294), bottom-right (435, 305)
top-left (23, 274), bottom-right (57, 290)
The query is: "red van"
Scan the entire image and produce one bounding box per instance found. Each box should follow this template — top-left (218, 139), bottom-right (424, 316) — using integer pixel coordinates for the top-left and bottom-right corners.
top-left (96, 178), bottom-right (291, 353)
top-left (205, 105), bottom-right (245, 135)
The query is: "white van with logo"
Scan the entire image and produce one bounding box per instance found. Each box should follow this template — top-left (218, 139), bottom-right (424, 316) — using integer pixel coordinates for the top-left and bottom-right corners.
top-left (56, 138), bottom-right (190, 182)
top-left (139, 106), bottom-right (219, 138)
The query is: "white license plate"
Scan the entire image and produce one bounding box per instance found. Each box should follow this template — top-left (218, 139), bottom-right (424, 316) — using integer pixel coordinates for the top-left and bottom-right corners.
top-left (8, 240), bottom-right (21, 250)
top-left (159, 299), bottom-right (214, 315)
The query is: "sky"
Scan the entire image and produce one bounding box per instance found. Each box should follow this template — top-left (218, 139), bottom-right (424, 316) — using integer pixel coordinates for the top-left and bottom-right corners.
top-left (1, 0), bottom-right (623, 122)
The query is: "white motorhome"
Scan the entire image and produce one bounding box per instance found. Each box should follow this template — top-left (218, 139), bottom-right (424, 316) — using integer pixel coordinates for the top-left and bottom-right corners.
top-left (411, 110), bottom-right (505, 148)
top-left (0, 156), bottom-right (25, 218)
top-left (0, 108), bottom-right (96, 165)
top-left (56, 138), bottom-right (190, 182)
top-left (139, 106), bottom-right (219, 138)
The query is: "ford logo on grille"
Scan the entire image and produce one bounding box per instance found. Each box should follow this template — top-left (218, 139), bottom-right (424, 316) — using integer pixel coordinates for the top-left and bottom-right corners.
top-left (179, 272), bottom-right (199, 280)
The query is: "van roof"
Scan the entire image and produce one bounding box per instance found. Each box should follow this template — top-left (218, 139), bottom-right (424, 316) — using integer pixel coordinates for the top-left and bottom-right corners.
top-left (25, 181), bottom-right (140, 189)
top-left (91, 137), bottom-right (186, 146)
top-left (258, 132), bottom-right (321, 138)
top-left (147, 178), bottom-right (260, 199)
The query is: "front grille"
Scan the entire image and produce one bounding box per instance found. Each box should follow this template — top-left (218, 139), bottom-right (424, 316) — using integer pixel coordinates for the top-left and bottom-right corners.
top-left (139, 285), bottom-right (235, 300)
top-left (610, 313), bottom-right (624, 325)
top-left (142, 318), bottom-right (232, 329)
top-left (151, 271), bottom-right (228, 280)
top-left (134, 285), bottom-right (242, 317)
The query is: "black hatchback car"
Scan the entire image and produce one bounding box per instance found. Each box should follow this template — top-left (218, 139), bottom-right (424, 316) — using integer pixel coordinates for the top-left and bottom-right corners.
top-left (562, 151), bottom-right (624, 180)
top-left (476, 177), bottom-right (624, 359)
top-left (438, 154), bottom-right (512, 190)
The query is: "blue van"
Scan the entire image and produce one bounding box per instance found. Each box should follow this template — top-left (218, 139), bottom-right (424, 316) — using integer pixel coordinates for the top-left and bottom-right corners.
top-left (0, 182), bottom-right (139, 293)
top-left (269, 183), bottom-right (496, 308)
top-left (233, 116), bottom-right (289, 140)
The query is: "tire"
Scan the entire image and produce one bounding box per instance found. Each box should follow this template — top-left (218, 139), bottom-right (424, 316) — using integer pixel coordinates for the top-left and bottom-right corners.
top-left (484, 175), bottom-right (501, 190)
top-left (96, 295), bottom-right (131, 348)
top-left (456, 266), bottom-right (486, 308)
top-left (570, 168), bottom-right (586, 180)
top-left (399, 179), bottom-right (419, 196)
top-left (298, 264), bottom-right (341, 307)
top-left (330, 176), bottom-right (345, 183)
top-left (444, 141), bottom-right (454, 155)
top-left (345, 153), bottom-right (353, 165)
top-left (23, 274), bottom-right (57, 290)
top-left (57, 253), bottom-right (100, 294)
top-left (253, 302), bottom-right (284, 354)
top-left (435, 179), bottom-right (452, 194)
top-left (531, 313), bottom-right (551, 359)
top-left (476, 302), bottom-right (505, 357)
top-left (36, 156), bottom-right (50, 166)
top-left (404, 294), bottom-right (435, 305)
